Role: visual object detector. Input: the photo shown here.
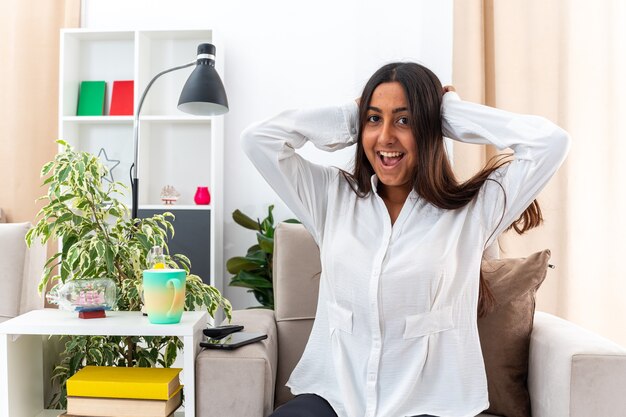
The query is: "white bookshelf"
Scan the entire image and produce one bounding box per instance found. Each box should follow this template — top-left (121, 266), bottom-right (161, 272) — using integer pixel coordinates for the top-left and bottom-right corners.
top-left (58, 28), bottom-right (225, 295)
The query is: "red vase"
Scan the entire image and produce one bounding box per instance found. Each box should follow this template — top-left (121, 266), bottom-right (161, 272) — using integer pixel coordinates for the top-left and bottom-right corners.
top-left (194, 186), bottom-right (211, 205)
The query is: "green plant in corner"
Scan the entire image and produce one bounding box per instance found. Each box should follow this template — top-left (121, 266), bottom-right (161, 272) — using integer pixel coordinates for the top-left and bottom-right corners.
top-left (26, 140), bottom-right (232, 409)
top-left (227, 205), bottom-right (299, 309)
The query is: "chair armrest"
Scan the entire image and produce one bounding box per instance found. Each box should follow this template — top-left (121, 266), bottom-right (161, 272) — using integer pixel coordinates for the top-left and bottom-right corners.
top-left (20, 237), bottom-right (45, 314)
top-left (529, 311), bottom-right (626, 417)
top-left (196, 308), bottom-right (278, 417)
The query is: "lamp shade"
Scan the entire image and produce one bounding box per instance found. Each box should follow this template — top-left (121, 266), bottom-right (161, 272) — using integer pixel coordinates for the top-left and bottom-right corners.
top-left (177, 43), bottom-right (229, 116)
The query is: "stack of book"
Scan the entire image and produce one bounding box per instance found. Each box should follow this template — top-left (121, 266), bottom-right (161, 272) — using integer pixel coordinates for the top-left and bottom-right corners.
top-left (61, 366), bottom-right (182, 417)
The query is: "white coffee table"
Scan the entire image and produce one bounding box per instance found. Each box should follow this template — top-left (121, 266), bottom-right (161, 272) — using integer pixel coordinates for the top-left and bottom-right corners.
top-left (0, 309), bottom-right (207, 417)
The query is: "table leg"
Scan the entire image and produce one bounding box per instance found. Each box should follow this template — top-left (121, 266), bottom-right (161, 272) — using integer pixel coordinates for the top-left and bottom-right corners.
top-left (0, 334), bottom-right (44, 417)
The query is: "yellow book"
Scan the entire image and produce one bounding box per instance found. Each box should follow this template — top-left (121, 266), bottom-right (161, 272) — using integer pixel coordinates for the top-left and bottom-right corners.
top-left (66, 366), bottom-right (182, 400)
top-left (66, 386), bottom-right (182, 417)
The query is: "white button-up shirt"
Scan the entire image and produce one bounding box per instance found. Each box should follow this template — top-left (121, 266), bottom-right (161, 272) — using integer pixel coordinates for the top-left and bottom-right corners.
top-left (241, 92), bottom-right (570, 417)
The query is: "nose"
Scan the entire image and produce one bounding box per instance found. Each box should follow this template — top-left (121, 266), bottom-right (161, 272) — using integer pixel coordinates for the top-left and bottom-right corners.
top-left (378, 119), bottom-right (396, 146)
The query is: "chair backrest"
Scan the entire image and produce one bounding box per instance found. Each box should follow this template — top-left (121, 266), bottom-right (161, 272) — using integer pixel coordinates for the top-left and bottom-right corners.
top-left (0, 222), bottom-right (45, 323)
top-left (272, 222), bottom-right (321, 407)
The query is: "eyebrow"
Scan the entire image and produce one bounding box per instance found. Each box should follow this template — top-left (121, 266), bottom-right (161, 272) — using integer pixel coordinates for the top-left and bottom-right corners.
top-left (367, 106), bottom-right (409, 114)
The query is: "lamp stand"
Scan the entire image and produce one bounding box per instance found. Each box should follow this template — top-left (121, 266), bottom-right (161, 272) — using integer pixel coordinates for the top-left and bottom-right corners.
top-left (131, 61), bottom-right (195, 220)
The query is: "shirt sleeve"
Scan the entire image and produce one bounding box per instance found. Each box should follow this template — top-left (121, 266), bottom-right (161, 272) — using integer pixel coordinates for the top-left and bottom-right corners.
top-left (240, 102), bottom-right (359, 244)
top-left (441, 92), bottom-right (571, 247)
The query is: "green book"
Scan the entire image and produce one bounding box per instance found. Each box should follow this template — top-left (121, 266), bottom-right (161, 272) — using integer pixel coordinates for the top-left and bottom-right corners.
top-left (77, 81), bottom-right (106, 116)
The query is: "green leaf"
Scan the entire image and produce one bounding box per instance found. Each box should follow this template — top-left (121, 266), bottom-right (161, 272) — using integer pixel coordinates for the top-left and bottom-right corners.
top-left (257, 233), bottom-right (274, 254)
top-left (226, 256), bottom-right (263, 274)
top-left (252, 288), bottom-right (274, 308)
top-left (135, 233), bottom-right (151, 251)
top-left (69, 351), bottom-right (84, 374)
top-left (232, 210), bottom-right (260, 231)
top-left (62, 235), bottom-right (78, 257)
top-left (66, 338), bottom-right (79, 352)
top-left (266, 204), bottom-right (274, 225)
top-left (164, 341), bottom-right (177, 367)
top-left (58, 166), bottom-right (71, 183)
top-left (104, 245), bottom-right (114, 274)
top-left (95, 241), bottom-right (105, 259)
top-left (245, 248), bottom-right (267, 262)
top-left (261, 205), bottom-right (274, 234)
top-left (41, 161), bottom-right (55, 177)
top-left (230, 270), bottom-right (273, 289)
top-left (173, 253), bottom-right (191, 268)
top-left (77, 161), bottom-right (85, 177)
top-left (60, 261), bottom-right (71, 282)
top-left (247, 244), bottom-right (262, 253)
top-left (66, 245), bottom-right (80, 269)
top-left (88, 348), bottom-right (103, 364)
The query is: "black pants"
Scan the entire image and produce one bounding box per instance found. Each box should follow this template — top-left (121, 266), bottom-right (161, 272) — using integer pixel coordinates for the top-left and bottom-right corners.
top-left (269, 394), bottom-right (437, 417)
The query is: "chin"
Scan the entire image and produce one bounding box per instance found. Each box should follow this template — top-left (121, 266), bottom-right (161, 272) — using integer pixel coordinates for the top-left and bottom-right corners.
top-left (377, 176), bottom-right (411, 188)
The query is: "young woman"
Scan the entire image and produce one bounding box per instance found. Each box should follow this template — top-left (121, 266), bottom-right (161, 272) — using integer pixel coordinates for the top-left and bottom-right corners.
top-left (241, 62), bottom-right (570, 417)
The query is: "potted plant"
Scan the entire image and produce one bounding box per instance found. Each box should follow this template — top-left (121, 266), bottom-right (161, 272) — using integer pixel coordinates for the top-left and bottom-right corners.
top-left (26, 140), bottom-right (231, 408)
top-left (226, 205), bottom-right (299, 309)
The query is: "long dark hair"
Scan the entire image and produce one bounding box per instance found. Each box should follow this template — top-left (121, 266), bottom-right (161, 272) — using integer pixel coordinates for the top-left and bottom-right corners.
top-left (343, 62), bottom-right (543, 316)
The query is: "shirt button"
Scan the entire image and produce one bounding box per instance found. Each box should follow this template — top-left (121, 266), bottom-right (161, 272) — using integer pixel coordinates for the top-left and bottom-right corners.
top-left (351, 128), bottom-right (356, 134)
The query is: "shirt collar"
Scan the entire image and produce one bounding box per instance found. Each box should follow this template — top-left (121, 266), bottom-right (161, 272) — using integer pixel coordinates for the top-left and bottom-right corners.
top-left (370, 174), bottom-right (379, 193)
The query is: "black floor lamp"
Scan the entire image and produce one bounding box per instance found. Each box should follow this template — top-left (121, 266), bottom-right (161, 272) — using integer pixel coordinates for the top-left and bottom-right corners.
top-left (131, 43), bottom-right (228, 220)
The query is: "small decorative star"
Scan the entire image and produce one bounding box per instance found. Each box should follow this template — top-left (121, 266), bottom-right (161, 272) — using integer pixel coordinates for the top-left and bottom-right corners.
top-left (97, 148), bottom-right (121, 183)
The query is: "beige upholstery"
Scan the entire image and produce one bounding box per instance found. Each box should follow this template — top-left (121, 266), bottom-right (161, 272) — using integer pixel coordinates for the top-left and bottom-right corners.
top-left (0, 222), bottom-right (45, 323)
top-left (196, 223), bottom-right (626, 417)
top-left (196, 308), bottom-right (278, 416)
top-left (272, 222), bottom-right (320, 407)
top-left (529, 311), bottom-right (626, 417)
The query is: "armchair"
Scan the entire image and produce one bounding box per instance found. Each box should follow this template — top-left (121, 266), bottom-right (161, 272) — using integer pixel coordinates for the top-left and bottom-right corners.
top-left (0, 221), bottom-right (45, 323)
top-left (196, 223), bottom-right (626, 417)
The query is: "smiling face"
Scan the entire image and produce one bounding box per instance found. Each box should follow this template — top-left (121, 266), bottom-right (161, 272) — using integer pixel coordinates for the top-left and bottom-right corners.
top-left (362, 81), bottom-right (417, 199)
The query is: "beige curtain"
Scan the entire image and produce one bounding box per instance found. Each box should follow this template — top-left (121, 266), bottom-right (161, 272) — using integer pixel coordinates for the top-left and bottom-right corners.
top-left (0, 0), bottom-right (81, 223)
top-left (453, 0), bottom-right (626, 345)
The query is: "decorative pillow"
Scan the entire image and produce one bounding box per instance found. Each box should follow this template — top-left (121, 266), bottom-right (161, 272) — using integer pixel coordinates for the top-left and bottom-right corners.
top-left (478, 249), bottom-right (551, 417)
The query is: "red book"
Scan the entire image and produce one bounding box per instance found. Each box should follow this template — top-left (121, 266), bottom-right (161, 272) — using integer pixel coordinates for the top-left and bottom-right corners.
top-left (110, 80), bottom-right (134, 115)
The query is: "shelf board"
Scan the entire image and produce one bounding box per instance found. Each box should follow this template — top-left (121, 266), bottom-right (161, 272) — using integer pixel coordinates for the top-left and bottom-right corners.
top-left (139, 204), bottom-right (211, 211)
top-left (62, 116), bottom-right (133, 124)
top-left (139, 29), bottom-right (212, 40)
top-left (61, 29), bottom-right (135, 41)
top-left (62, 115), bottom-right (213, 124)
top-left (140, 115), bottom-right (213, 123)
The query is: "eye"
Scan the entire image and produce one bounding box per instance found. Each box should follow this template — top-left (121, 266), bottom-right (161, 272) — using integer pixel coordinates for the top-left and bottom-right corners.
top-left (397, 116), bottom-right (409, 125)
top-left (367, 114), bottom-right (381, 123)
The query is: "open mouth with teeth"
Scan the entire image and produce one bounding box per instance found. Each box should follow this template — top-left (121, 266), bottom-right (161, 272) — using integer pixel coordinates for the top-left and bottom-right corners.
top-left (377, 150), bottom-right (405, 168)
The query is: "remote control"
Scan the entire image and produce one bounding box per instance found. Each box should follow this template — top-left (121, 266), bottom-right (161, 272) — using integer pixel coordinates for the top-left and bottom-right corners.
top-left (203, 324), bottom-right (244, 339)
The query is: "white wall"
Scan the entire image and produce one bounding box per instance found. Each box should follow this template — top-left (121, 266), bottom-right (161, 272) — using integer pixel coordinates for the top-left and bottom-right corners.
top-left (82, 0), bottom-right (453, 309)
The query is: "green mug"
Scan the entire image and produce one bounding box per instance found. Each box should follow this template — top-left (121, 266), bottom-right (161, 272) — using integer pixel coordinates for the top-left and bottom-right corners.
top-left (142, 269), bottom-right (186, 324)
